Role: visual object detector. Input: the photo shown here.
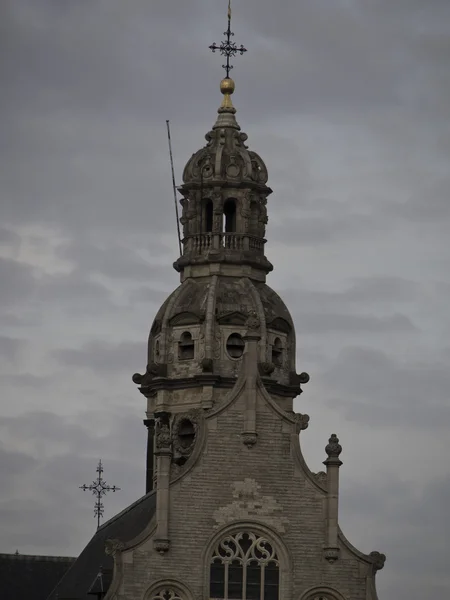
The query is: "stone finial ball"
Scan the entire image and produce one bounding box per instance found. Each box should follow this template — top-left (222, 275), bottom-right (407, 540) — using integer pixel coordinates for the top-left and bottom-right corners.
top-left (220, 77), bottom-right (235, 95)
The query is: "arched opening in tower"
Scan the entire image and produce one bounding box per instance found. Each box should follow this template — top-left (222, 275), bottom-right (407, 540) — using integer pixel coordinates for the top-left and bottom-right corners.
top-left (272, 337), bottom-right (283, 366)
top-left (203, 199), bottom-right (213, 233)
top-left (223, 199), bottom-right (237, 233)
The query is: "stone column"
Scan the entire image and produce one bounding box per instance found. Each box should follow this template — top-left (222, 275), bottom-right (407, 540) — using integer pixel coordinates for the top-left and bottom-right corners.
top-left (144, 418), bottom-right (155, 494)
top-left (241, 311), bottom-right (261, 448)
top-left (323, 433), bottom-right (343, 563)
top-left (153, 411), bottom-right (172, 554)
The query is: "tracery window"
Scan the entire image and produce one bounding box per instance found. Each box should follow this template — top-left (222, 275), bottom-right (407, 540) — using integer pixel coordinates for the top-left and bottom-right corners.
top-left (210, 531), bottom-right (279, 600)
top-left (152, 588), bottom-right (183, 600)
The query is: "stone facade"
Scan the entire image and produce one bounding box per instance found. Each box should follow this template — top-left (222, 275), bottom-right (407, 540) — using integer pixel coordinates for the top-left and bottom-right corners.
top-left (105, 77), bottom-right (385, 600)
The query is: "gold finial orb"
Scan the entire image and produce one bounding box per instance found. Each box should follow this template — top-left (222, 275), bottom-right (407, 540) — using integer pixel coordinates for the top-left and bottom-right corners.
top-left (220, 77), bottom-right (235, 95)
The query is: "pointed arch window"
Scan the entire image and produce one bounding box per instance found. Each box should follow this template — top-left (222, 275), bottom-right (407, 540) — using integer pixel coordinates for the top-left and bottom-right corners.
top-left (209, 532), bottom-right (279, 600)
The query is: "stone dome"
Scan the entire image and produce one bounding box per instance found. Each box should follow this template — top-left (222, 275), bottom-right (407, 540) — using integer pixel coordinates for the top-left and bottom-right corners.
top-left (182, 79), bottom-right (269, 188)
top-left (182, 126), bottom-right (269, 187)
top-left (133, 276), bottom-right (307, 401)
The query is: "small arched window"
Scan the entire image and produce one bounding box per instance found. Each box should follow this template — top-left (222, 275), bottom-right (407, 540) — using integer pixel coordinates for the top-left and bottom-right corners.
top-left (210, 532), bottom-right (279, 600)
top-left (178, 332), bottom-right (194, 360)
top-left (271, 337), bottom-right (283, 367)
top-left (223, 199), bottom-right (237, 233)
top-left (203, 199), bottom-right (213, 232)
top-left (155, 340), bottom-right (160, 359)
top-left (226, 333), bottom-right (245, 359)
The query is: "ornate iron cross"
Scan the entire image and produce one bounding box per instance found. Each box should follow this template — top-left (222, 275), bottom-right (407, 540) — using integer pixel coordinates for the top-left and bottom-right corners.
top-left (209, 1), bottom-right (247, 78)
top-left (80, 460), bottom-right (120, 529)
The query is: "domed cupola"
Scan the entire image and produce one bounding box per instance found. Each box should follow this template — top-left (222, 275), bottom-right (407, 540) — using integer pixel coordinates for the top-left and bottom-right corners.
top-left (174, 78), bottom-right (273, 280)
top-left (134, 72), bottom-right (309, 417)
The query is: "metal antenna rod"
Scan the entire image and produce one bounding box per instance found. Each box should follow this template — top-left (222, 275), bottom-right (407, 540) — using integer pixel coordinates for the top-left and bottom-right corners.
top-left (166, 120), bottom-right (182, 256)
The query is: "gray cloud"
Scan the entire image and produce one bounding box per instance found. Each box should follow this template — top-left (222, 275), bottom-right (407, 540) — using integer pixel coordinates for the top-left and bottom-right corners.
top-left (295, 312), bottom-right (416, 335)
top-left (54, 340), bottom-right (144, 374)
top-left (57, 239), bottom-right (170, 281)
top-left (320, 346), bottom-right (450, 428)
top-left (1, 2), bottom-right (449, 599)
top-left (0, 257), bottom-right (36, 306)
top-left (0, 336), bottom-right (25, 363)
top-left (0, 409), bottom-right (145, 554)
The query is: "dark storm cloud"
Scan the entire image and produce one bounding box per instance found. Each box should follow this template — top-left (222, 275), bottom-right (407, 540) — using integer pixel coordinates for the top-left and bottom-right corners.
top-left (340, 474), bottom-right (450, 599)
top-left (35, 270), bottom-right (115, 311)
top-left (0, 444), bottom-right (37, 481)
top-left (0, 336), bottom-right (25, 362)
top-left (54, 340), bottom-right (144, 373)
top-left (2, 373), bottom-right (53, 389)
top-left (294, 312), bottom-right (416, 335)
top-left (0, 409), bottom-right (145, 554)
top-left (57, 240), bottom-right (170, 281)
top-left (0, 227), bottom-right (21, 254)
top-left (1, 2), bottom-right (449, 599)
top-left (128, 285), bottom-right (176, 305)
top-left (320, 346), bottom-right (450, 427)
top-left (281, 277), bottom-right (422, 311)
top-left (0, 257), bottom-right (36, 306)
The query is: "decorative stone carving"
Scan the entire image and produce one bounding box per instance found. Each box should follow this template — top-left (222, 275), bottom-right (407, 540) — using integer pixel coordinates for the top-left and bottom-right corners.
top-left (370, 551), bottom-right (386, 571)
top-left (105, 539), bottom-right (124, 556)
top-left (315, 471), bottom-right (327, 486)
top-left (132, 362), bottom-right (167, 386)
top-left (325, 434), bottom-right (342, 459)
top-left (258, 362), bottom-right (275, 376)
top-left (200, 357), bottom-right (214, 372)
top-left (290, 371), bottom-right (310, 385)
top-left (213, 480), bottom-right (289, 533)
top-left (171, 410), bottom-right (201, 461)
top-left (213, 330), bottom-right (222, 360)
top-left (151, 588), bottom-right (183, 600)
top-left (245, 310), bottom-right (261, 331)
top-left (132, 372), bottom-right (144, 385)
top-left (166, 331), bottom-right (174, 364)
top-left (323, 547), bottom-right (340, 563)
top-left (154, 414), bottom-right (172, 455)
top-left (241, 432), bottom-right (257, 447)
top-left (293, 412), bottom-right (310, 433)
top-left (154, 538), bottom-right (170, 554)
top-left (151, 319), bottom-right (162, 336)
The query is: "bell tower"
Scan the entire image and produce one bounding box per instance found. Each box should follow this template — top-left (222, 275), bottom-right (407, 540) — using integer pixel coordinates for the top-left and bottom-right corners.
top-left (123, 7), bottom-right (386, 600)
top-left (45, 7), bottom-right (386, 600)
top-left (175, 76), bottom-right (273, 281)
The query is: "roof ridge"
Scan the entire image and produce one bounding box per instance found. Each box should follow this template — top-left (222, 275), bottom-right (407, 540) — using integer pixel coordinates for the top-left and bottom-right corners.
top-left (96, 489), bottom-right (156, 532)
top-left (0, 553), bottom-right (75, 562)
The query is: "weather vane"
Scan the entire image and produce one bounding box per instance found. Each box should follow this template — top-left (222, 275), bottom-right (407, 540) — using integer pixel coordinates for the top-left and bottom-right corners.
top-left (209, 0), bottom-right (247, 78)
top-left (80, 460), bottom-right (120, 529)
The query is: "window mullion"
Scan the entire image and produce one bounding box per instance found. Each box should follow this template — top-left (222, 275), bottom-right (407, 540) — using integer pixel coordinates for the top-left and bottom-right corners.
top-left (224, 562), bottom-right (229, 600)
top-left (242, 559), bottom-right (247, 600)
top-left (260, 564), bottom-right (265, 600)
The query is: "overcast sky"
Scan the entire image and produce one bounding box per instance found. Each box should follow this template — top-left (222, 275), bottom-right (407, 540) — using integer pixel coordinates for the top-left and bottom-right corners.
top-left (1, 1), bottom-right (449, 598)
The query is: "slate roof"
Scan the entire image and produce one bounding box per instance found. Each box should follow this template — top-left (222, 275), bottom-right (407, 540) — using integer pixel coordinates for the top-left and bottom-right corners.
top-left (47, 490), bottom-right (156, 600)
top-left (0, 553), bottom-right (75, 600)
